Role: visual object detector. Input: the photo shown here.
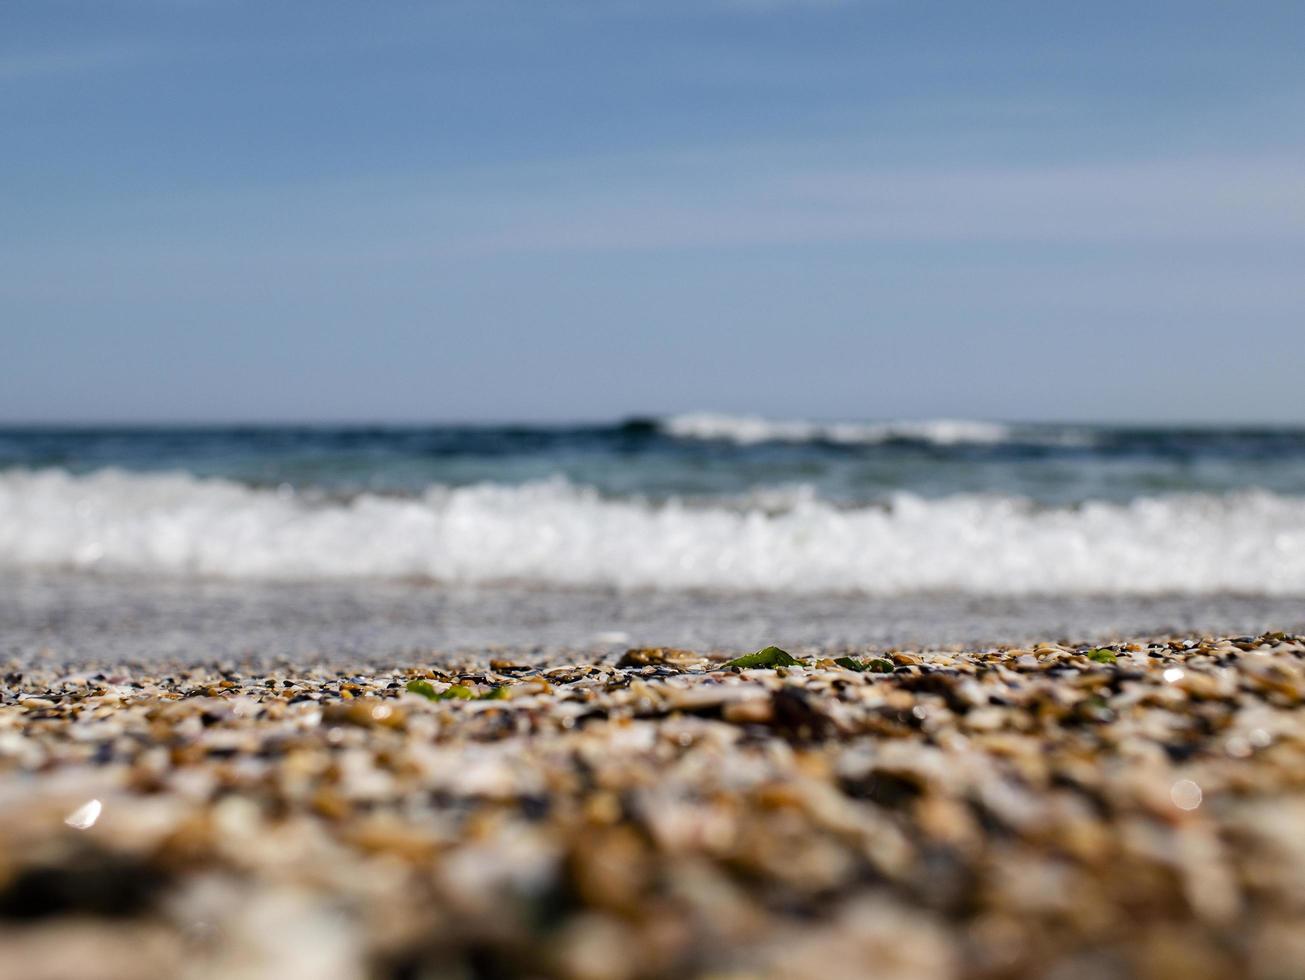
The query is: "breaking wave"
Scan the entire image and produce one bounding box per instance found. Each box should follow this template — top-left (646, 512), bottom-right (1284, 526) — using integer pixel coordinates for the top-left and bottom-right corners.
top-left (660, 413), bottom-right (1018, 446)
top-left (1, 468), bottom-right (1303, 595)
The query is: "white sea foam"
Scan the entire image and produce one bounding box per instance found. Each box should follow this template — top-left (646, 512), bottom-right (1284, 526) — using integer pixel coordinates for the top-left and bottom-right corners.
top-left (1, 468), bottom-right (1303, 595)
top-left (661, 413), bottom-right (1014, 446)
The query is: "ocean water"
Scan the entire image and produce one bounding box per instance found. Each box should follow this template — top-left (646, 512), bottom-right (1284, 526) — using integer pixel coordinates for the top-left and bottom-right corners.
top-left (2, 416), bottom-right (1303, 658)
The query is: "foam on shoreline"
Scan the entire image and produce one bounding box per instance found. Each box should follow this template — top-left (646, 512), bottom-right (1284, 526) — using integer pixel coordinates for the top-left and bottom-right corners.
top-left (2, 468), bottom-right (1303, 594)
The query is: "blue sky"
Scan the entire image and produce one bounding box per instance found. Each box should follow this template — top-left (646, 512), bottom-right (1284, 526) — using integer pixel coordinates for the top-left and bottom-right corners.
top-left (2, 0), bottom-right (1303, 423)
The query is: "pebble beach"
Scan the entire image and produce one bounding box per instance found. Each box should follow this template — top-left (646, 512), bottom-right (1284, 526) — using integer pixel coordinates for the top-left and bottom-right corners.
top-left (8, 0), bottom-right (1305, 969)
top-left (4, 633), bottom-right (1305, 979)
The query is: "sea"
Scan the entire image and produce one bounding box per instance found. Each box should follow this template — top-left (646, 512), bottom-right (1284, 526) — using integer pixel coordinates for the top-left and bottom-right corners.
top-left (2, 415), bottom-right (1303, 662)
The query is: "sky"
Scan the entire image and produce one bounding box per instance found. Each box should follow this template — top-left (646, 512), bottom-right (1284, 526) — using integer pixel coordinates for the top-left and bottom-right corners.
top-left (2, 0), bottom-right (1303, 424)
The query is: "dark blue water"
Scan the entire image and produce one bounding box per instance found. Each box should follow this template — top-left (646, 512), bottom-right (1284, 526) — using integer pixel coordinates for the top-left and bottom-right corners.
top-left (2, 417), bottom-right (1305, 505)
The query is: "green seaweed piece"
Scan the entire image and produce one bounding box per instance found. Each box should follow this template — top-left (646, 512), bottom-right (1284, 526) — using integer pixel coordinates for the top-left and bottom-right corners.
top-left (479, 685), bottom-right (509, 700)
top-left (1084, 648), bottom-right (1118, 664)
top-left (724, 646), bottom-right (801, 669)
top-left (405, 680), bottom-right (439, 699)
top-left (405, 680), bottom-right (477, 700)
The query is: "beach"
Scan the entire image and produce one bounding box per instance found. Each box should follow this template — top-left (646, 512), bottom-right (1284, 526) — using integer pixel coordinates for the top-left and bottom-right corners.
top-left (8, 0), bottom-right (1304, 972)
top-left (3, 423), bottom-right (1305, 977)
top-left (4, 632), bottom-right (1305, 979)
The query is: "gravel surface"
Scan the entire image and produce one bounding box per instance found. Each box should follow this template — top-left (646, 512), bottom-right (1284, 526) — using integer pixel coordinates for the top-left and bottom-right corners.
top-left (3, 634), bottom-right (1305, 979)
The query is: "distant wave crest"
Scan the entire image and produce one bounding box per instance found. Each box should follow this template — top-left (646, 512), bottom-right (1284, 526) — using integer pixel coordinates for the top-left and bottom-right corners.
top-left (2, 468), bottom-right (1303, 595)
top-left (660, 413), bottom-right (1015, 446)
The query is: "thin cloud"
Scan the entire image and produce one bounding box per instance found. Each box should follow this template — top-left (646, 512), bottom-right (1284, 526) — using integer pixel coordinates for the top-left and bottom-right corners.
top-left (440, 153), bottom-right (1305, 255)
top-left (12, 149), bottom-right (1300, 265)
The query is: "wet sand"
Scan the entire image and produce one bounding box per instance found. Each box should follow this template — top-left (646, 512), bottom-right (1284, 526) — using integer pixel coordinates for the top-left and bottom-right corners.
top-left (4, 569), bottom-right (1304, 664)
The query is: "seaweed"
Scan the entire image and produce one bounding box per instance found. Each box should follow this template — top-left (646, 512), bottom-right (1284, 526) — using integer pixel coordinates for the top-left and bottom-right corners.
top-left (405, 680), bottom-right (438, 699)
top-left (1084, 648), bottom-right (1118, 665)
top-left (406, 680), bottom-right (477, 700)
top-left (724, 646), bottom-right (801, 669)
